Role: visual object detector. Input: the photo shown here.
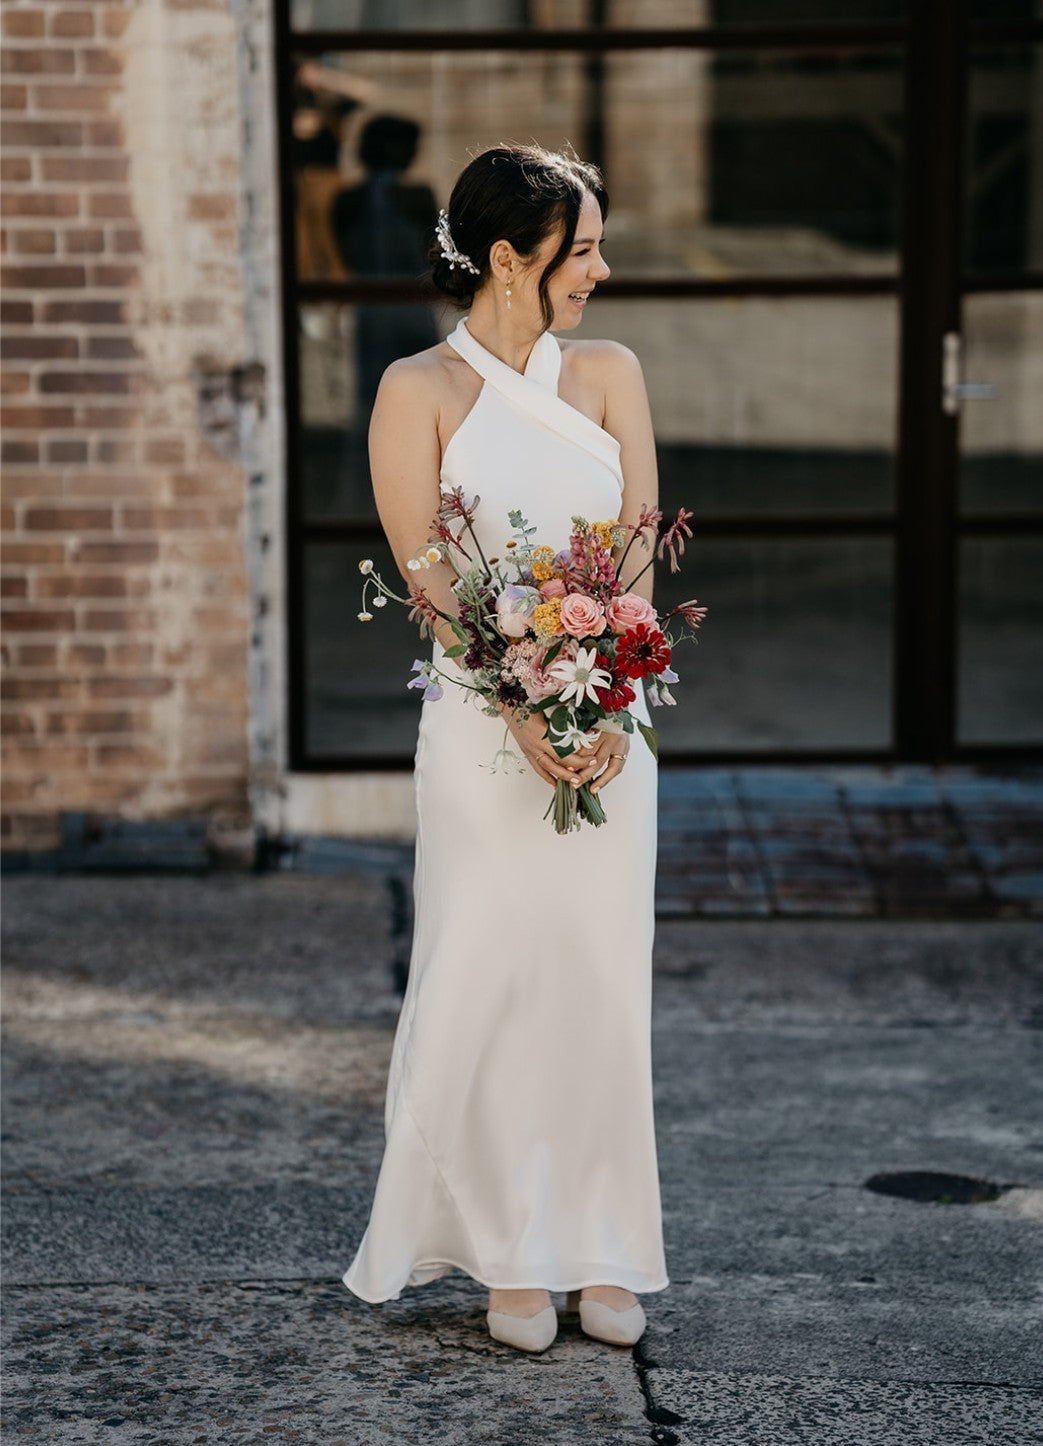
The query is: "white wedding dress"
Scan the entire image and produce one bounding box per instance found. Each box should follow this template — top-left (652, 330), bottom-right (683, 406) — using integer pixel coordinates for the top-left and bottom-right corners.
top-left (342, 317), bottom-right (669, 1301)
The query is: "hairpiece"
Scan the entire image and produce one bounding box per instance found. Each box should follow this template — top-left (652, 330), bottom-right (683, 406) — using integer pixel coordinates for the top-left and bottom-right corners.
top-left (435, 208), bottom-right (481, 277)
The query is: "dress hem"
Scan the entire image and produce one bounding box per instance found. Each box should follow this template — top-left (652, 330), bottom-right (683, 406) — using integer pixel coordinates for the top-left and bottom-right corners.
top-left (342, 1261), bottom-right (670, 1305)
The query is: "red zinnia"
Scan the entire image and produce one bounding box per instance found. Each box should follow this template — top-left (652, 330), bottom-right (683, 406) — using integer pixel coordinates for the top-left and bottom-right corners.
top-left (594, 679), bottom-right (636, 713)
top-left (615, 624), bottom-right (672, 679)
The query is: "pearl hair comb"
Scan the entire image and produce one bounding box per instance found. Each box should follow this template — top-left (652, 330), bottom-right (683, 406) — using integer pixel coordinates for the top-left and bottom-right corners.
top-left (436, 208), bottom-right (481, 276)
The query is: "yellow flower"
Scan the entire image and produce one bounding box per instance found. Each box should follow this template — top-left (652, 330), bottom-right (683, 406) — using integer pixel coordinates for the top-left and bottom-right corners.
top-left (532, 560), bottom-right (555, 582)
top-left (533, 599), bottom-right (563, 636)
top-left (533, 545), bottom-right (555, 563)
top-left (593, 520), bottom-right (619, 549)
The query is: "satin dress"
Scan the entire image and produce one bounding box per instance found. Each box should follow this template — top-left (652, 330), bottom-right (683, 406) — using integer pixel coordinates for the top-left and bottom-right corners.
top-left (342, 317), bottom-right (669, 1301)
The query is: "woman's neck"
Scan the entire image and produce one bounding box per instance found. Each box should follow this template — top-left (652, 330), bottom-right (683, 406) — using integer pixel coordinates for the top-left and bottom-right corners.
top-left (464, 294), bottom-right (544, 374)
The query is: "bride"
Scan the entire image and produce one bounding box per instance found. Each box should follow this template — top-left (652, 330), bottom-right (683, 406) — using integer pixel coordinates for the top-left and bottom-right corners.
top-left (341, 143), bottom-right (669, 1353)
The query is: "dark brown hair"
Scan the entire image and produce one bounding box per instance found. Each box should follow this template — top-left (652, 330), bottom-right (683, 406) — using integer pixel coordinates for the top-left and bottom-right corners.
top-left (430, 143), bottom-right (608, 331)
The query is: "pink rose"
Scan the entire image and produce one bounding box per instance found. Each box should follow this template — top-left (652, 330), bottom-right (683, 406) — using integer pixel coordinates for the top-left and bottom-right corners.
top-left (559, 591), bottom-right (607, 639)
top-left (539, 577), bottom-right (566, 600)
top-left (605, 591), bottom-right (658, 634)
top-left (526, 641), bottom-right (576, 701)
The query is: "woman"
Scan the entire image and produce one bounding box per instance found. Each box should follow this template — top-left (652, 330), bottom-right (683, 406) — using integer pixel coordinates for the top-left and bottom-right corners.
top-left (341, 144), bottom-right (669, 1353)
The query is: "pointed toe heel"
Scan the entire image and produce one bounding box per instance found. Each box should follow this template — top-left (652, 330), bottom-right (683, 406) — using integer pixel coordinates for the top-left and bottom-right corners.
top-left (486, 1303), bottom-right (558, 1353)
top-left (578, 1298), bottom-right (647, 1346)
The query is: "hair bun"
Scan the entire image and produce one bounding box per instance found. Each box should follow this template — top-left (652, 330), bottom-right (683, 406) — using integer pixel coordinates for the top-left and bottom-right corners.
top-left (429, 245), bottom-right (480, 304)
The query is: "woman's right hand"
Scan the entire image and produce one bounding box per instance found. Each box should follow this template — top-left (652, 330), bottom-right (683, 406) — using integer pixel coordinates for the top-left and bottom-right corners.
top-left (501, 705), bottom-right (583, 789)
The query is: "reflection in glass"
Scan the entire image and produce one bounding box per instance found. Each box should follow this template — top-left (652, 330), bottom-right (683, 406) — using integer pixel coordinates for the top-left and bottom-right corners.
top-left (652, 537), bottom-right (892, 751)
top-left (965, 43), bottom-right (1043, 272)
top-left (590, 296), bottom-right (896, 517)
top-left (288, 46), bottom-right (902, 282)
top-left (959, 292), bottom-right (1043, 515)
top-left (297, 303), bottom-right (455, 522)
top-left (305, 540), bottom-right (428, 758)
top-left (957, 538), bottom-right (1043, 745)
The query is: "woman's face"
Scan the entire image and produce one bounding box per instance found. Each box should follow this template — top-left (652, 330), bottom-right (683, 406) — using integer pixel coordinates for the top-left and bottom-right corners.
top-left (519, 188), bottom-right (611, 331)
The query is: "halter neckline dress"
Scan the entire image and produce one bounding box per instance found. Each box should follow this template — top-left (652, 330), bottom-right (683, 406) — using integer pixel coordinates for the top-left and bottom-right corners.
top-left (342, 316), bottom-right (669, 1301)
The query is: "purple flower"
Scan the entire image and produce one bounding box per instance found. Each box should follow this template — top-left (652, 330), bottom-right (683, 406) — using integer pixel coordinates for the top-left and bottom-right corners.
top-left (408, 658), bottom-right (443, 703)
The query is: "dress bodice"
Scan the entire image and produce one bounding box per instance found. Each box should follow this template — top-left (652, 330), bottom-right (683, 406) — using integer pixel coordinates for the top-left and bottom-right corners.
top-left (440, 318), bottom-right (624, 560)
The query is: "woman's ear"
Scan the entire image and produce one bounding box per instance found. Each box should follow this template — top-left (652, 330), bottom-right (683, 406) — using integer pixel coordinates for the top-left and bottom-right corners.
top-left (488, 239), bottom-right (516, 284)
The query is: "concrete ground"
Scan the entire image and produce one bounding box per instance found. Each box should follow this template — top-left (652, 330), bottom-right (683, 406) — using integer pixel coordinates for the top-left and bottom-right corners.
top-left (2, 872), bottom-right (1042, 1444)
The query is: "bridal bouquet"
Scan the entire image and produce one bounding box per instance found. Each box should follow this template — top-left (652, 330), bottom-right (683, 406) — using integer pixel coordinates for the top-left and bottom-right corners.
top-left (358, 488), bottom-right (708, 833)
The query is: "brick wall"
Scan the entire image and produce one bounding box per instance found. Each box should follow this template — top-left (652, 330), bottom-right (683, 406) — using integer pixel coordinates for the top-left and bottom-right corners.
top-left (1, 0), bottom-right (258, 853)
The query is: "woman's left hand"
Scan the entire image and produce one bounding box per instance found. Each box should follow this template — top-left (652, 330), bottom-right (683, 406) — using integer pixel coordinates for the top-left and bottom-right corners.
top-left (562, 729), bottom-right (630, 794)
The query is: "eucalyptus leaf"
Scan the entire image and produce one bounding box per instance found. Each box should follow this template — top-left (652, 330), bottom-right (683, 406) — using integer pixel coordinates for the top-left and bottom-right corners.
top-left (637, 720), bottom-right (659, 759)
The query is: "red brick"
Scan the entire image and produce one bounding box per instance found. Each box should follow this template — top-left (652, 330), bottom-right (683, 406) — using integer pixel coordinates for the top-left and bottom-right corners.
top-left (64, 226), bottom-right (104, 253)
top-left (24, 506), bottom-right (112, 531)
top-left (1, 575), bottom-right (28, 598)
top-left (2, 718), bottom-right (38, 744)
top-left (1, 608), bottom-right (75, 631)
top-left (186, 193), bottom-right (235, 222)
top-left (34, 83), bottom-right (116, 113)
top-left (2, 404), bottom-right (76, 427)
top-left (3, 333), bottom-right (77, 358)
top-left (36, 574), bottom-right (127, 599)
top-left (1, 191), bottom-right (78, 218)
top-left (1, 84), bottom-right (28, 109)
top-left (81, 48), bottom-right (121, 77)
top-left (86, 333), bottom-right (137, 359)
top-left (41, 156), bottom-right (127, 183)
top-left (78, 405), bottom-right (139, 428)
top-left (40, 370), bottom-right (141, 395)
top-left (76, 541), bottom-right (157, 565)
top-left (66, 643), bottom-right (106, 666)
top-left (44, 708), bottom-right (140, 735)
top-left (86, 119), bottom-right (121, 147)
top-left (3, 676), bottom-right (80, 700)
top-left (2, 10), bottom-right (47, 38)
top-left (2, 119), bottom-right (83, 147)
top-left (1, 299), bottom-right (33, 323)
top-left (45, 438), bottom-right (88, 463)
top-left (10, 227), bottom-right (58, 255)
top-left (87, 437), bottom-right (138, 465)
top-left (1, 262), bottom-right (85, 289)
top-left (42, 298), bottom-right (121, 323)
top-left (1, 439), bottom-right (38, 464)
top-left (92, 743), bottom-right (168, 770)
top-left (2, 542), bottom-right (65, 565)
top-left (1, 474), bottom-right (63, 500)
top-left (88, 675), bottom-right (173, 699)
top-left (50, 10), bottom-right (95, 39)
top-left (80, 608), bottom-right (156, 632)
top-left (102, 9), bottom-right (131, 38)
top-left (1, 741), bottom-right (89, 770)
top-left (87, 191), bottom-right (131, 219)
top-left (0, 157), bottom-right (32, 181)
top-left (113, 226), bottom-right (141, 255)
top-left (0, 371), bottom-right (31, 395)
top-left (122, 506), bottom-right (210, 531)
top-left (1, 48), bottom-right (75, 75)
top-left (144, 437), bottom-right (185, 465)
top-left (110, 642), bottom-right (153, 667)
top-left (18, 643), bottom-right (59, 666)
top-left (88, 262), bottom-right (137, 287)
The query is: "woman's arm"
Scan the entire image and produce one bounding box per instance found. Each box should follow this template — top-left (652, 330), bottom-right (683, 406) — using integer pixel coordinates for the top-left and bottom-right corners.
top-left (368, 354), bottom-right (579, 788)
top-left (599, 341), bottom-right (659, 606)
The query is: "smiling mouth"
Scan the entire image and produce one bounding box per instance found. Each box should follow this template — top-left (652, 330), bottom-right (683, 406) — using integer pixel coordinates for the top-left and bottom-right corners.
top-left (569, 290), bottom-right (593, 303)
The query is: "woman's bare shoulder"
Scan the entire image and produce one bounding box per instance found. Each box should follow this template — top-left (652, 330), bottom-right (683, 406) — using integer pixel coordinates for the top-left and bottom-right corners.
top-left (558, 336), bottom-right (644, 382)
top-left (376, 339), bottom-right (460, 402)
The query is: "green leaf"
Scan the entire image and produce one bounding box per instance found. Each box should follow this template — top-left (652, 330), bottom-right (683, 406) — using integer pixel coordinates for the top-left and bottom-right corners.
top-left (449, 619), bottom-right (468, 643)
top-left (637, 720), bottom-right (659, 760)
top-left (442, 643), bottom-right (466, 658)
top-left (542, 636), bottom-right (565, 669)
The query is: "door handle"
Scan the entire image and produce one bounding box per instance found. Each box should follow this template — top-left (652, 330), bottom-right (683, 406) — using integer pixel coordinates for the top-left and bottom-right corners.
top-left (942, 330), bottom-right (998, 415)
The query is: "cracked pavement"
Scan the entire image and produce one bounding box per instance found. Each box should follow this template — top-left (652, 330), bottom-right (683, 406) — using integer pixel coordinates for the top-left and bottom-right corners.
top-left (2, 873), bottom-right (1042, 1444)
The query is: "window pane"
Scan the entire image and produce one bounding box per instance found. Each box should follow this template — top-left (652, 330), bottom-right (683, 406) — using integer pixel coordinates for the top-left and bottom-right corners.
top-left (957, 537), bottom-right (1043, 745)
top-left (653, 536), bottom-right (893, 751)
top-left (288, 45), bottom-right (903, 284)
top-left (592, 296), bottom-right (897, 518)
top-left (959, 292), bottom-right (1043, 516)
top-left (296, 302), bottom-right (454, 523)
top-left (964, 43), bottom-right (1043, 274)
top-left (304, 540), bottom-right (426, 758)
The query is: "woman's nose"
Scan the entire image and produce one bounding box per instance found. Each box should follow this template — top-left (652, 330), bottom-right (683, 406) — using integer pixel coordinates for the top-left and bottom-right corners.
top-left (592, 253), bottom-right (610, 281)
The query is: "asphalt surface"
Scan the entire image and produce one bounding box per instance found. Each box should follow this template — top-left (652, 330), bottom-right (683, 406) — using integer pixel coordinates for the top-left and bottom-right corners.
top-left (2, 867), bottom-right (1042, 1444)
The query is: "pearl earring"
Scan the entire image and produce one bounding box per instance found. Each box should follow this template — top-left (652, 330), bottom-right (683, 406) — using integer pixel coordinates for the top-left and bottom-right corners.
top-left (505, 282), bottom-right (512, 310)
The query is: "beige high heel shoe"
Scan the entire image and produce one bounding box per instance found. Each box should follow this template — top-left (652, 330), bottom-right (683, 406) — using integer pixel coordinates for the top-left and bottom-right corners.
top-left (486, 1295), bottom-right (557, 1353)
top-left (565, 1288), bottom-right (647, 1346)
